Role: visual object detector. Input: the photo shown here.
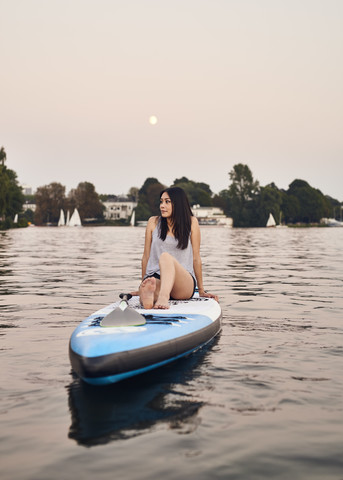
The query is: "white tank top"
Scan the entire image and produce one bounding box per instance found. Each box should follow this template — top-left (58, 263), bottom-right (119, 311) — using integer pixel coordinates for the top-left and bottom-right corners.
top-left (145, 219), bottom-right (195, 278)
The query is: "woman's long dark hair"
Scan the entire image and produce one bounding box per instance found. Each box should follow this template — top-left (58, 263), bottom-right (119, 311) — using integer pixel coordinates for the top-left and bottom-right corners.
top-left (159, 187), bottom-right (193, 249)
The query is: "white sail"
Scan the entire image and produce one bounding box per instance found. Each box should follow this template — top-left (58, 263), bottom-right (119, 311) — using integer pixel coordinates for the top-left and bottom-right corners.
top-left (130, 209), bottom-right (135, 227)
top-left (69, 208), bottom-right (82, 227)
top-left (58, 209), bottom-right (65, 226)
top-left (266, 213), bottom-right (276, 227)
top-left (14, 214), bottom-right (18, 223)
top-left (66, 210), bottom-right (70, 226)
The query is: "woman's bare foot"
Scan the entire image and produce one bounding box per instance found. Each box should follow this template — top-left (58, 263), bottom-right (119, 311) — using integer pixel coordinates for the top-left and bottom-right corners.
top-left (153, 294), bottom-right (170, 310)
top-left (140, 277), bottom-right (156, 309)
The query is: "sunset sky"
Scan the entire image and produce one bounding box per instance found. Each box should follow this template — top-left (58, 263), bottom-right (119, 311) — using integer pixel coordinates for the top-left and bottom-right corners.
top-left (1, 0), bottom-right (342, 200)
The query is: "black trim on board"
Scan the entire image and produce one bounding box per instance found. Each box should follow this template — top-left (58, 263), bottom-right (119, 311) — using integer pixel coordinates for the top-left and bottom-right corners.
top-left (69, 315), bottom-right (222, 379)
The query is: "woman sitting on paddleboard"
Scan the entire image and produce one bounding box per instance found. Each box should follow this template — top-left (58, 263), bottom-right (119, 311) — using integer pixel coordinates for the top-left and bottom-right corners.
top-left (135, 186), bottom-right (218, 309)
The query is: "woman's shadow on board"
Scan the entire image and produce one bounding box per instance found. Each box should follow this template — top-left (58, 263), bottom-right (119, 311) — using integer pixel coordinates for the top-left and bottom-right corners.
top-left (67, 336), bottom-right (220, 447)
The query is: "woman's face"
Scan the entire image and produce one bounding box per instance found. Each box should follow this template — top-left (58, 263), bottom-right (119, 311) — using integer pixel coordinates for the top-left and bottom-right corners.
top-left (160, 192), bottom-right (173, 218)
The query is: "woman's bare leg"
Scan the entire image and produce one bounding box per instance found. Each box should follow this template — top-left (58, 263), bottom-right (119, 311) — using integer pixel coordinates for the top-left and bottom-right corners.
top-left (139, 277), bottom-right (162, 309)
top-left (154, 252), bottom-right (194, 309)
top-left (139, 277), bottom-right (156, 309)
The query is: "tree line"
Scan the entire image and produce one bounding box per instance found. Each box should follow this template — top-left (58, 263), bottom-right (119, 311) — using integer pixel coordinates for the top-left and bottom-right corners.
top-left (33, 181), bottom-right (104, 225)
top-left (0, 144), bottom-right (341, 229)
top-left (213, 163), bottom-right (340, 227)
top-left (134, 165), bottom-right (341, 227)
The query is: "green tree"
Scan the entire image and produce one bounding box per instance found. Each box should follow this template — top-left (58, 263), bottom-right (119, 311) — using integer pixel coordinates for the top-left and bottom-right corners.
top-left (325, 195), bottom-right (342, 219)
top-left (136, 178), bottom-right (166, 221)
top-left (145, 182), bottom-right (166, 215)
top-left (139, 177), bottom-right (161, 196)
top-left (258, 183), bottom-right (283, 226)
top-left (34, 183), bottom-right (66, 225)
top-left (286, 180), bottom-right (329, 223)
top-left (135, 202), bottom-right (152, 221)
top-left (0, 146), bottom-right (7, 166)
top-left (227, 164), bottom-right (260, 227)
top-left (281, 194), bottom-right (300, 224)
top-left (0, 152), bottom-right (24, 225)
top-left (98, 194), bottom-right (110, 202)
top-left (228, 164), bottom-right (259, 202)
top-left (5, 169), bottom-right (24, 218)
top-left (128, 187), bottom-right (139, 202)
top-left (172, 177), bottom-right (212, 206)
top-left (0, 166), bottom-right (11, 219)
top-left (68, 182), bottom-right (104, 221)
top-left (213, 190), bottom-right (231, 216)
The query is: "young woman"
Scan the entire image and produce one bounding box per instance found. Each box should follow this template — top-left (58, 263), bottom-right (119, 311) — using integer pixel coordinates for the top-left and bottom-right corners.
top-left (135, 186), bottom-right (218, 309)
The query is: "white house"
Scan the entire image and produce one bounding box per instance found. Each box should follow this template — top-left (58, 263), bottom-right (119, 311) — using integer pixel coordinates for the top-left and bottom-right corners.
top-left (103, 200), bottom-right (137, 221)
top-left (22, 201), bottom-right (36, 212)
top-left (192, 205), bottom-right (233, 227)
top-left (21, 184), bottom-right (34, 195)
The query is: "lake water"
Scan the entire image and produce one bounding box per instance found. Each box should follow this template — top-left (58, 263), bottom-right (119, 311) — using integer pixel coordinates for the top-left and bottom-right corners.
top-left (1, 226), bottom-right (342, 480)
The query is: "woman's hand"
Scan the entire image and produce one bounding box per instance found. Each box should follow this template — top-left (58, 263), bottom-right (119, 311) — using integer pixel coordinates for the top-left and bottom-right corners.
top-left (198, 289), bottom-right (219, 302)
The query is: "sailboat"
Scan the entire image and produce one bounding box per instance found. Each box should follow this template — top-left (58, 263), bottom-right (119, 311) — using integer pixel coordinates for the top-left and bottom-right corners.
top-left (14, 214), bottom-right (18, 223)
top-left (130, 209), bottom-right (136, 227)
top-left (69, 208), bottom-right (82, 227)
top-left (266, 213), bottom-right (276, 227)
top-left (66, 210), bottom-right (70, 226)
top-left (58, 209), bottom-right (65, 226)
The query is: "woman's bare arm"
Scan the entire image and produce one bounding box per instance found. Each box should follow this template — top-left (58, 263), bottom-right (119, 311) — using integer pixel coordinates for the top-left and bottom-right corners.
top-left (191, 217), bottom-right (219, 302)
top-left (130, 216), bottom-right (157, 296)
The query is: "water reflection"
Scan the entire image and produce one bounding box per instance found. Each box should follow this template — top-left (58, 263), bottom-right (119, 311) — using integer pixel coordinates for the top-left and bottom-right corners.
top-left (67, 340), bottom-right (219, 447)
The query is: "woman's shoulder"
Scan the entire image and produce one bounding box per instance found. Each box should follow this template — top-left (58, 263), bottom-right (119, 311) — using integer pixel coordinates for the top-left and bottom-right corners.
top-left (190, 216), bottom-right (200, 239)
top-left (147, 216), bottom-right (159, 230)
top-left (148, 215), bottom-right (159, 224)
top-left (191, 216), bottom-right (199, 228)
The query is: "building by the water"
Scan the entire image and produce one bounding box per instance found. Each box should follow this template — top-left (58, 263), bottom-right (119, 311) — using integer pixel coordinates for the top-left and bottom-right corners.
top-left (192, 205), bottom-right (233, 227)
top-left (103, 198), bottom-right (137, 221)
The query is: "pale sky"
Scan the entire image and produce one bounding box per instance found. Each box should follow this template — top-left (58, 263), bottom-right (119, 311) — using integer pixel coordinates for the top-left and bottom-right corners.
top-left (1, 0), bottom-right (342, 200)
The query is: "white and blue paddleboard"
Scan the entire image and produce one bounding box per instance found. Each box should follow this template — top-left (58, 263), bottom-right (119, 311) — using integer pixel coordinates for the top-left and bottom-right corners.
top-left (69, 293), bottom-right (222, 386)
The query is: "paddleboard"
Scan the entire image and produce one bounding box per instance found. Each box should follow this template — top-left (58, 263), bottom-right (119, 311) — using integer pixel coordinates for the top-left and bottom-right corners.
top-left (69, 293), bottom-right (222, 386)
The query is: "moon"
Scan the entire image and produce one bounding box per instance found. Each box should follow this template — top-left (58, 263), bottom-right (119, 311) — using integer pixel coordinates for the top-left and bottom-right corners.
top-left (149, 115), bottom-right (158, 125)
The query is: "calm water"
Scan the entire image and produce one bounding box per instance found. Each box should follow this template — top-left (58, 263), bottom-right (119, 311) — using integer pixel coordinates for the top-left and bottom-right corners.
top-left (0, 226), bottom-right (342, 480)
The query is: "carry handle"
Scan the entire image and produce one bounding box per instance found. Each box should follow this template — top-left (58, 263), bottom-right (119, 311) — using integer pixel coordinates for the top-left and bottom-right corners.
top-left (119, 293), bottom-right (132, 302)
